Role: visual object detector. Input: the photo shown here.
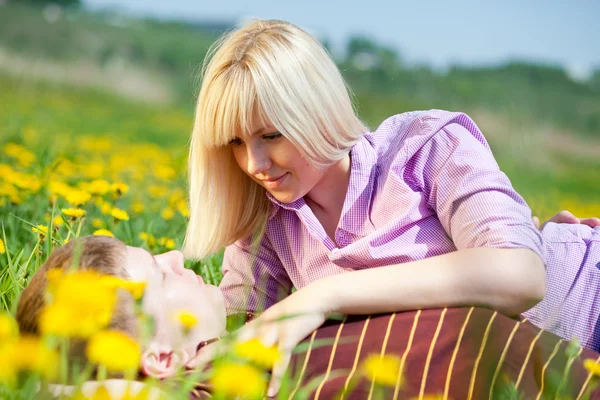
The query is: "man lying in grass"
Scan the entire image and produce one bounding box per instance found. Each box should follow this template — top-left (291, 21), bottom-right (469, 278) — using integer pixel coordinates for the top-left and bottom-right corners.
top-left (12, 218), bottom-right (600, 399)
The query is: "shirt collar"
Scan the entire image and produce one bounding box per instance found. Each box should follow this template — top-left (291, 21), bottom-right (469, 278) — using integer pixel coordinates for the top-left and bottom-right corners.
top-left (265, 134), bottom-right (377, 221)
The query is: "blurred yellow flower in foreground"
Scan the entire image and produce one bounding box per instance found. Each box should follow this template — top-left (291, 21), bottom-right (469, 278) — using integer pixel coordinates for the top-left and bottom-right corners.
top-left (0, 336), bottom-right (60, 382)
top-left (87, 330), bottom-right (141, 373)
top-left (234, 338), bottom-right (280, 370)
top-left (174, 310), bottom-right (198, 330)
top-left (210, 362), bottom-right (266, 399)
top-left (94, 229), bottom-right (114, 237)
top-left (40, 270), bottom-right (119, 338)
top-left (584, 358), bottom-right (600, 376)
top-left (69, 386), bottom-right (112, 400)
top-left (69, 385), bottom-right (157, 400)
top-left (0, 312), bottom-right (18, 340)
top-left (69, 384), bottom-right (156, 400)
top-left (0, 238), bottom-right (5, 254)
top-left (62, 208), bottom-right (86, 218)
top-left (32, 224), bottom-right (49, 235)
top-left (40, 270), bottom-right (145, 338)
top-left (111, 208), bottom-right (130, 221)
top-left (92, 218), bottom-right (105, 228)
top-left (361, 354), bottom-right (403, 387)
top-left (119, 280), bottom-right (146, 300)
top-left (0, 343), bottom-right (17, 385)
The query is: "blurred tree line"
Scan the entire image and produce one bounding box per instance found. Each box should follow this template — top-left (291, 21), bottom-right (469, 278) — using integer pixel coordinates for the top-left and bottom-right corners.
top-left (0, 2), bottom-right (598, 136)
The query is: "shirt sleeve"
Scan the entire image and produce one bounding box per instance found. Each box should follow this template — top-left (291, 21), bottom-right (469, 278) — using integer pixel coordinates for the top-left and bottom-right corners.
top-left (219, 235), bottom-right (293, 316)
top-left (407, 121), bottom-right (544, 259)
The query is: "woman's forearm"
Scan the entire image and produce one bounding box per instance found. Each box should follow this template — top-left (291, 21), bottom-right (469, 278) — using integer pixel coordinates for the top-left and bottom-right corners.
top-left (315, 247), bottom-right (546, 318)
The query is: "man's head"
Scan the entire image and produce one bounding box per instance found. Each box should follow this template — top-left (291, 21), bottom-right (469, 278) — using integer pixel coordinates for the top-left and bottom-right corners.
top-left (16, 235), bottom-right (227, 378)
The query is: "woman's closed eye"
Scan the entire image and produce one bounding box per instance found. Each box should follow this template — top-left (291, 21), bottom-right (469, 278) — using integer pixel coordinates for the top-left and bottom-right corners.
top-left (262, 132), bottom-right (282, 141)
top-left (228, 132), bottom-right (281, 147)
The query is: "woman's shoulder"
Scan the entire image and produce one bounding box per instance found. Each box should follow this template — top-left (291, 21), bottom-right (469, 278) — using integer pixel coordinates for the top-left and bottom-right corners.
top-left (366, 109), bottom-right (487, 163)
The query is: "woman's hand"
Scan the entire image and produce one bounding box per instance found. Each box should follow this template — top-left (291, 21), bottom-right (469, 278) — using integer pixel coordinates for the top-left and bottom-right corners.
top-left (187, 283), bottom-right (330, 398)
top-left (532, 210), bottom-right (600, 230)
top-left (236, 285), bottom-right (329, 397)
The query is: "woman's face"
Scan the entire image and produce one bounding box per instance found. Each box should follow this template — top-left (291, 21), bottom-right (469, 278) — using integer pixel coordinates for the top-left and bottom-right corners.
top-left (124, 247), bottom-right (226, 378)
top-left (230, 122), bottom-right (326, 203)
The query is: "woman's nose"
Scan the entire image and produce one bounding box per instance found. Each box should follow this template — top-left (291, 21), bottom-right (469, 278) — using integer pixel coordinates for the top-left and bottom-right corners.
top-left (246, 145), bottom-right (271, 176)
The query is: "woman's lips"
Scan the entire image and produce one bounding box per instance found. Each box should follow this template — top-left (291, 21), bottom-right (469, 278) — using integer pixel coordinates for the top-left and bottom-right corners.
top-left (262, 173), bottom-right (288, 189)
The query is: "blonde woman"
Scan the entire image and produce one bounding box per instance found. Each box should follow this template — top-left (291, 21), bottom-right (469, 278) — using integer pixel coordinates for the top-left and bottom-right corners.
top-left (183, 19), bottom-right (600, 396)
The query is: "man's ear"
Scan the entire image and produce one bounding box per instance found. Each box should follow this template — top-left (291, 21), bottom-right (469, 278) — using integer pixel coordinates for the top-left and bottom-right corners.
top-left (154, 250), bottom-right (185, 274)
top-left (154, 250), bottom-right (184, 270)
top-left (154, 250), bottom-right (204, 284)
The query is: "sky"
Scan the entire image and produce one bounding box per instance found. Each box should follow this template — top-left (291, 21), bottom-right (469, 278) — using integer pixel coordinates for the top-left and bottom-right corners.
top-left (84, 0), bottom-right (599, 80)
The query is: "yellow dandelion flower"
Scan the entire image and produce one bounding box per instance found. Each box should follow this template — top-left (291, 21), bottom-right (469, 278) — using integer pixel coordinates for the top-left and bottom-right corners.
top-left (159, 237), bottom-right (175, 250)
top-left (99, 200), bottom-right (113, 215)
top-left (66, 189), bottom-right (92, 206)
top-left (63, 238), bottom-right (70, 244)
top-left (92, 218), bottom-right (104, 228)
top-left (174, 310), bottom-right (198, 330)
top-left (69, 386), bottom-right (112, 400)
top-left (49, 180), bottom-right (72, 197)
top-left (4, 143), bottom-right (35, 167)
top-left (93, 229), bottom-right (114, 237)
top-left (111, 208), bottom-right (130, 221)
top-left (69, 384), bottom-right (156, 400)
top-left (15, 336), bottom-right (60, 381)
top-left (40, 271), bottom-right (122, 338)
top-left (0, 343), bottom-right (17, 386)
top-left (0, 238), bottom-right (5, 254)
top-left (131, 201), bottom-right (144, 214)
top-left (148, 185), bottom-right (168, 199)
top-left (86, 330), bottom-right (141, 373)
top-left (62, 208), bottom-right (86, 218)
top-left (88, 179), bottom-right (111, 196)
top-left (234, 338), bottom-right (281, 370)
top-left (584, 358), bottom-right (600, 376)
top-left (53, 215), bottom-right (65, 227)
top-left (175, 200), bottom-right (189, 218)
top-left (210, 362), bottom-right (267, 399)
top-left (111, 182), bottom-right (130, 197)
top-left (361, 354), bottom-right (403, 387)
top-left (153, 165), bottom-right (176, 181)
top-left (0, 313), bottom-right (18, 341)
top-left (139, 232), bottom-right (156, 246)
top-left (160, 207), bottom-right (174, 220)
top-left (118, 281), bottom-right (146, 300)
top-left (32, 225), bottom-right (49, 235)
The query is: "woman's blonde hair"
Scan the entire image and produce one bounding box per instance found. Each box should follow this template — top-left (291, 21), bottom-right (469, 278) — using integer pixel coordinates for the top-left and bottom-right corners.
top-left (184, 19), bottom-right (367, 259)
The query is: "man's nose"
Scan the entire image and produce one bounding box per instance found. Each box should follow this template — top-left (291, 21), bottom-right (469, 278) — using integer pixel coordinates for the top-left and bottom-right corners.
top-left (246, 145), bottom-right (271, 176)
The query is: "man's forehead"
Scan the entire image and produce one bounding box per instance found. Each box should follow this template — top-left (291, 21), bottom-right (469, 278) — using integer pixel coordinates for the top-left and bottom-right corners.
top-left (126, 246), bottom-right (155, 262)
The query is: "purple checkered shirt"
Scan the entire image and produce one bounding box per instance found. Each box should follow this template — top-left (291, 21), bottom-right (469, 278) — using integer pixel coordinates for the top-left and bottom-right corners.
top-left (219, 109), bottom-right (600, 351)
